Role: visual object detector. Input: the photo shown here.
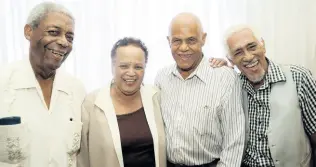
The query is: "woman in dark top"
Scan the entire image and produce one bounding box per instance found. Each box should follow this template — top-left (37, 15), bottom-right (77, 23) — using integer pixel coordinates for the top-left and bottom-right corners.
top-left (117, 107), bottom-right (155, 166)
top-left (77, 37), bottom-right (166, 167)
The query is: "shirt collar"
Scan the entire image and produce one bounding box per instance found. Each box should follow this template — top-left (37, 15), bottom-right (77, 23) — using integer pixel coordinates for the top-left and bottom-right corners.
top-left (11, 59), bottom-right (71, 94)
top-left (170, 55), bottom-right (208, 84)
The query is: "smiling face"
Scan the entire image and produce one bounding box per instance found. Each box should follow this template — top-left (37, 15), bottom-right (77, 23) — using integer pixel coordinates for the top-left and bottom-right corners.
top-left (112, 45), bottom-right (146, 96)
top-left (25, 12), bottom-right (74, 78)
top-left (168, 13), bottom-right (206, 75)
top-left (227, 28), bottom-right (268, 84)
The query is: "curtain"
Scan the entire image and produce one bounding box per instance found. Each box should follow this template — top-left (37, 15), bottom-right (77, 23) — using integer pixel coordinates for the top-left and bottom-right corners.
top-left (0, 0), bottom-right (315, 91)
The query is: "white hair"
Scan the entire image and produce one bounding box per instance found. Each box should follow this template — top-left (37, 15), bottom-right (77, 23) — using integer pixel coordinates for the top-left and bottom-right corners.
top-left (223, 24), bottom-right (262, 57)
top-left (26, 1), bottom-right (74, 29)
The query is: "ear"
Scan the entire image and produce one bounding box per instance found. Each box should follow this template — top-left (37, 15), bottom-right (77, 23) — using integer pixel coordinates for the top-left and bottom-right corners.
top-left (24, 24), bottom-right (32, 41)
top-left (226, 55), bottom-right (235, 66)
top-left (111, 63), bottom-right (115, 76)
top-left (260, 38), bottom-right (266, 54)
top-left (166, 36), bottom-right (171, 47)
top-left (201, 33), bottom-right (207, 46)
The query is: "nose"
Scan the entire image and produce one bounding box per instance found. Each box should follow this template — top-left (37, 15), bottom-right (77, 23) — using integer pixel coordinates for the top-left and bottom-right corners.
top-left (243, 50), bottom-right (254, 62)
top-left (57, 36), bottom-right (69, 48)
top-left (126, 67), bottom-right (136, 76)
top-left (179, 42), bottom-right (189, 52)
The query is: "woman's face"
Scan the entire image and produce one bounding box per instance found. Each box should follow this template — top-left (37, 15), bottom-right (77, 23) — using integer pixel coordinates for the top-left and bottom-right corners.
top-left (112, 45), bottom-right (146, 95)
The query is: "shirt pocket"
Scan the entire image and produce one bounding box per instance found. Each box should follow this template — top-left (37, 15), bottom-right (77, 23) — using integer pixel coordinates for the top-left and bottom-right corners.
top-left (192, 105), bottom-right (220, 136)
top-left (65, 121), bottom-right (82, 155)
top-left (0, 123), bottom-right (30, 164)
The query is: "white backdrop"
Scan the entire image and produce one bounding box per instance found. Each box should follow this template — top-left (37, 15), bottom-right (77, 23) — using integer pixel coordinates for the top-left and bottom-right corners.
top-left (0, 0), bottom-right (315, 91)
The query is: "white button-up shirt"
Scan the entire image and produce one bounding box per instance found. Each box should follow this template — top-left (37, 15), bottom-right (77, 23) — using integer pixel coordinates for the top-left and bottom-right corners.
top-left (0, 59), bottom-right (86, 167)
top-left (155, 58), bottom-right (245, 166)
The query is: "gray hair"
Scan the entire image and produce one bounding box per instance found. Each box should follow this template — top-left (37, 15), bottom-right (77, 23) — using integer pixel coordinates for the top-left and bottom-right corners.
top-left (223, 24), bottom-right (262, 57)
top-left (26, 1), bottom-right (74, 29)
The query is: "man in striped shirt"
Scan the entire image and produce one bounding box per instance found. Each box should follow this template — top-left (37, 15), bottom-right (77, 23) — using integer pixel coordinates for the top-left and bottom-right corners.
top-left (154, 13), bottom-right (245, 167)
top-left (211, 25), bottom-right (316, 167)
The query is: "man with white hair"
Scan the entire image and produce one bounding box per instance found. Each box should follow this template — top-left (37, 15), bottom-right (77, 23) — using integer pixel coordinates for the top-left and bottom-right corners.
top-left (155, 13), bottom-right (245, 167)
top-left (211, 25), bottom-right (316, 167)
top-left (0, 2), bottom-right (85, 167)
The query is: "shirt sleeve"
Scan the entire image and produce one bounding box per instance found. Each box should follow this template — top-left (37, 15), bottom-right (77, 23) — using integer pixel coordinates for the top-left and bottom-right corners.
top-left (217, 72), bottom-right (245, 167)
top-left (297, 68), bottom-right (316, 135)
top-left (154, 69), bottom-right (162, 90)
top-left (77, 98), bottom-right (91, 167)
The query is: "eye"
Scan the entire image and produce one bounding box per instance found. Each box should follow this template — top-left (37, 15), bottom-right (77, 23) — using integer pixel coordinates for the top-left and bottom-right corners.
top-left (66, 35), bottom-right (74, 43)
top-left (248, 44), bottom-right (257, 50)
top-left (234, 51), bottom-right (243, 56)
top-left (135, 66), bottom-right (143, 70)
top-left (119, 65), bottom-right (129, 69)
top-left (48, 30), bottom-right (59, 36)
top-left (187, 38), bottom-right (197, 44)
top-left (172, 39), bottom-right (181, 45)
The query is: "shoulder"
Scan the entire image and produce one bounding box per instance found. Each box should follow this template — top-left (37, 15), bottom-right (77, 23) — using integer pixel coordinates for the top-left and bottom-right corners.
top-left (0, 60), bottom-right (25, 89)
top-left (278, 64), bottom-right (315, 90)
top-left (0, 60), bottom-right (25, 76)
top-left (207, 65), bottom-right (239, 84)
top-left (212, 66), bottom-right (238, 77)
top-left (156, 64), bottom-right (175, 77)
top-left (281, 64), bottom-right (314, 84)
top-left (288, 64), bottom-right (313, 77)
top-left (58, 71), bottom-right (86, 100)
top-left (84, 88), bottom-right (102, 105)
top-left (141, 84), bottom-right (160, 97)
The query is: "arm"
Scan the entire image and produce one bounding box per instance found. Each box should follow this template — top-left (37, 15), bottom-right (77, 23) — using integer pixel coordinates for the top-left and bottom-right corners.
top-left (297, 69), bottom-right (316, 166)
top-left (209, 57), bottom-right (233, 68)
top-left (76, 100), bottom-right (90, 167)
top-left (217, 73), bottom-right (245, 167)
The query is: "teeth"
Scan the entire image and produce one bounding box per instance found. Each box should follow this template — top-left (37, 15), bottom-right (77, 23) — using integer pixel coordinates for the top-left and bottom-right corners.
top-left (125, 80), bottom-right (135, 82)
top-left (47, 48), bottom-right (64, 57)
top-left (245, 61), bottom-right (258, 68)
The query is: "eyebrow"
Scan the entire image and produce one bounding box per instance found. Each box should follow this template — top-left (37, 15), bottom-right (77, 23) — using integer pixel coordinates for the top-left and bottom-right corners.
top-left (233, 48), bottom-right (242, 53)
top-left (233, 42), bottom-right (257, 52)
top-left (247, 42), bottom-right (257, 46)
top-left (119, 62), bottom-right (144, 65)
top-left (46, 25), bottom-right (74, 35)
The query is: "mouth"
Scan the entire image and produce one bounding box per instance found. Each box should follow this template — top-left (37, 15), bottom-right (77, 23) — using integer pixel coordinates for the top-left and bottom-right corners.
top-left (123, 79), bottom-right (137, 85)
top-left (45, 47), bottom-right (66, 59)
top-left (244, 60), bottom-right (259, 68)
top-left (178, 54), bottom-right (192, 61)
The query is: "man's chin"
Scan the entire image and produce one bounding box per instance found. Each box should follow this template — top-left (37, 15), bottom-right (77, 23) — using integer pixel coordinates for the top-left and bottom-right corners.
top-left (46, 62), bottom-right (62, 71)
top-left (177, 64), bottom-right (193, 72)
top-left (247, 75), bottom-right (265, 84)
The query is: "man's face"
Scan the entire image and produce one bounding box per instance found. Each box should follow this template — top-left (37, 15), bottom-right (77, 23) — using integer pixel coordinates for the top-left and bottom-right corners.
top-left (112, 45), bottom-right (146, 96)
top-left (25, 12), bottom-right (74, 73)
top-left (168, 23), bottom-right (206, 72)
top-left (227, 29), bottom-right (267, 84)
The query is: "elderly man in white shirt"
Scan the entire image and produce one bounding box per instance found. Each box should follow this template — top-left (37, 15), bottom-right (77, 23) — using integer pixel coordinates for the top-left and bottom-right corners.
top-left (0, 2), bottom-right (85, 167)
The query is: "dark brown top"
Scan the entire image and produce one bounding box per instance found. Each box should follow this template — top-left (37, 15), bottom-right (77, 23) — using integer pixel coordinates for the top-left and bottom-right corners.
top-left (117, 107), bottom-right (155, 167)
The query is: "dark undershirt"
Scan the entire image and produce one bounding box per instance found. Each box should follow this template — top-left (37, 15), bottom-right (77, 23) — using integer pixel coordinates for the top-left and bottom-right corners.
top-left (117, 107), bottom-right (155, 167)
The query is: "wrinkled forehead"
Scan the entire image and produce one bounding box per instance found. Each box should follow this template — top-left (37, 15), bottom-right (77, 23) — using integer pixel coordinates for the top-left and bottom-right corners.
top-left (228, 29), bottom-right (258, 49)
top-left (170, 24), bottom-right (201, 38)
top-left (114, 46), bottom-right (146, 63)
top-left (39, 12), bottom-right (75, 32)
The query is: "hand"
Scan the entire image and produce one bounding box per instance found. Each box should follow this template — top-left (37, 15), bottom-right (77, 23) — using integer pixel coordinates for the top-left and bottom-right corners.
top-left (209, 57), bottom-right (233, 68)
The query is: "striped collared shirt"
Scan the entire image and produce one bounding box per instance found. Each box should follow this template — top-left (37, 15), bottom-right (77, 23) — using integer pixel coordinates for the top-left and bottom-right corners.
top-left (155, 57), bottom-right (245, 166)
